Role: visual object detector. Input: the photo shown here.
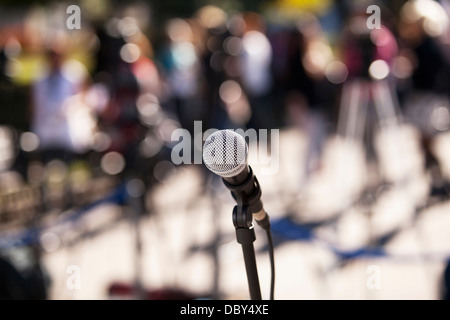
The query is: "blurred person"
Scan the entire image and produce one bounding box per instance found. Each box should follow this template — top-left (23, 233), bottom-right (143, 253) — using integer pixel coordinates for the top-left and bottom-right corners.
top-left (296, 13), bottom-right (339, 177)
top-left (159, 18), bottom-right (204, 135)
top-left (92, 18), bottom-right (141, 164)
top-left (118, 21), bottom-right (166, 178)
top-left (92, 15), bottom-right (165, 181)
top-left (194, 5), bottom-right (233, 130)
top-left (269, 14), bottom-right (338, 184)
top-left (30, 41), bottom-right (90, 164)
top-left (397, 0), bottom-right (450, 96)
top-left (129, 32), bottom-right (161, 98)
top-left (0, 37), bottom-right (6, 84)
top-left (239, 12), bottom-right (275, 131)
top-left (396, 0), bottom-right (450, 189)
top-left (269, 23), bottom-right (310, 126)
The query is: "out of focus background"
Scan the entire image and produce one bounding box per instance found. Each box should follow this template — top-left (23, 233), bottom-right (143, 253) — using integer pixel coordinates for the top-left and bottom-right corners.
top-left (1, 0), bottom-right (450, 300)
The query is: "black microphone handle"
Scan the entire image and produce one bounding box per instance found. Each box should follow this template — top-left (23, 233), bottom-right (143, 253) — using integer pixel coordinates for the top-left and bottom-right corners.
top-left (222, 165), bottom-right (251, 186)
top-left (222, 166), bottom-right (269, 228)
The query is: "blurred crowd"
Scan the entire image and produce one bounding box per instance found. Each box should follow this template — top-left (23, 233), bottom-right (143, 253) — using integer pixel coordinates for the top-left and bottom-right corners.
top-left (0, 0), bottom-right (449, 182)
top-left (0, 0), bottom-right (450, 299)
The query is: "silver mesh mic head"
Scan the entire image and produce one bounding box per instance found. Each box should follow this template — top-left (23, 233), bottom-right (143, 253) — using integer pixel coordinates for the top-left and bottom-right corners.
top-left (203, 130), bottom-right (248, 178)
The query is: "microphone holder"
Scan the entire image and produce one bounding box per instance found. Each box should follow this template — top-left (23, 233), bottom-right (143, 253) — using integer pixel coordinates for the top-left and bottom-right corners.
top-left (222, 167), bottom-right (263, 300)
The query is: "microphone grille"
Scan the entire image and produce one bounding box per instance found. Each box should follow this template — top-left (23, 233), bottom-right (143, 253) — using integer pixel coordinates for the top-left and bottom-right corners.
top-left (202, 130), bottom-right (248, 178)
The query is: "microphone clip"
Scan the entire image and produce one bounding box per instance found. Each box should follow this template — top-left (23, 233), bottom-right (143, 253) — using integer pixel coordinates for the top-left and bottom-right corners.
top-left (222, 166), bottom-right (262, 229)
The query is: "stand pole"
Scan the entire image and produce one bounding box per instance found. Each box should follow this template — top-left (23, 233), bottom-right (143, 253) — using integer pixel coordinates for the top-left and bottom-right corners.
top-left (227, 169), bottom-right (267, 300)
top-left (235, 227), bottom-right (262, 300)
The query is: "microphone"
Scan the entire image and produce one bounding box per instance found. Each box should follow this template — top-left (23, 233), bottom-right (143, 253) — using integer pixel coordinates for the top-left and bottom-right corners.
top-left (202, 130), bottom-right (269, 229)
top-left (203, 129), bottom-right (275, 300)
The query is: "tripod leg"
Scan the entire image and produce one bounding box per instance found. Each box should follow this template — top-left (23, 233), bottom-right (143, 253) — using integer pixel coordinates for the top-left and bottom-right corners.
top-left (336, 80), bottom-right (355, 138)
top-left (371, 80), bottom-right (406, 183)
top-left (338, 80), bottom-right (369, 141)
top-left (372, 80), bottom-right (401, 128)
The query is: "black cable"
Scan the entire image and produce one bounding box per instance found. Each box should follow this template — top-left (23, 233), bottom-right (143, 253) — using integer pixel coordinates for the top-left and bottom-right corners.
top-left (266, 228), bottom-right (275, 300)
top-left (256, 215), bottom-right (275, 300)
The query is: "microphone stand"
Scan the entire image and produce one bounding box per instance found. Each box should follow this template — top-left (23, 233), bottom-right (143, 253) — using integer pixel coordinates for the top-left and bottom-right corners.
top-left (224, 168), bottom-right (263, 300)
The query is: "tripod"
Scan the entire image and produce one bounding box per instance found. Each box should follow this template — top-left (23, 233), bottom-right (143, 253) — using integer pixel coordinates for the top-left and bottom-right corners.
top-left (334, 78), bottom-right (402, 298)
top-left (336, 76), bottom-right (444, 300)
top-left (336, 78), bottom-right (403, 185)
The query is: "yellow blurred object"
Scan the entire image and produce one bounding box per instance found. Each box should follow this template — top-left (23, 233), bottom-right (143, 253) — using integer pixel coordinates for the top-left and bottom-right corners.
top-left (277, 0), bottom-right (332, 14)
top-left (8, 53), bottom-right (47, 86)
top-left (9, 50), bottom-right (94, 86)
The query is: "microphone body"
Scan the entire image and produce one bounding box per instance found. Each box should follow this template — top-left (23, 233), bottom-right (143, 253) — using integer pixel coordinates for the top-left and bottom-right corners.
top-left (222, 165), bottom-right (268, 228)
